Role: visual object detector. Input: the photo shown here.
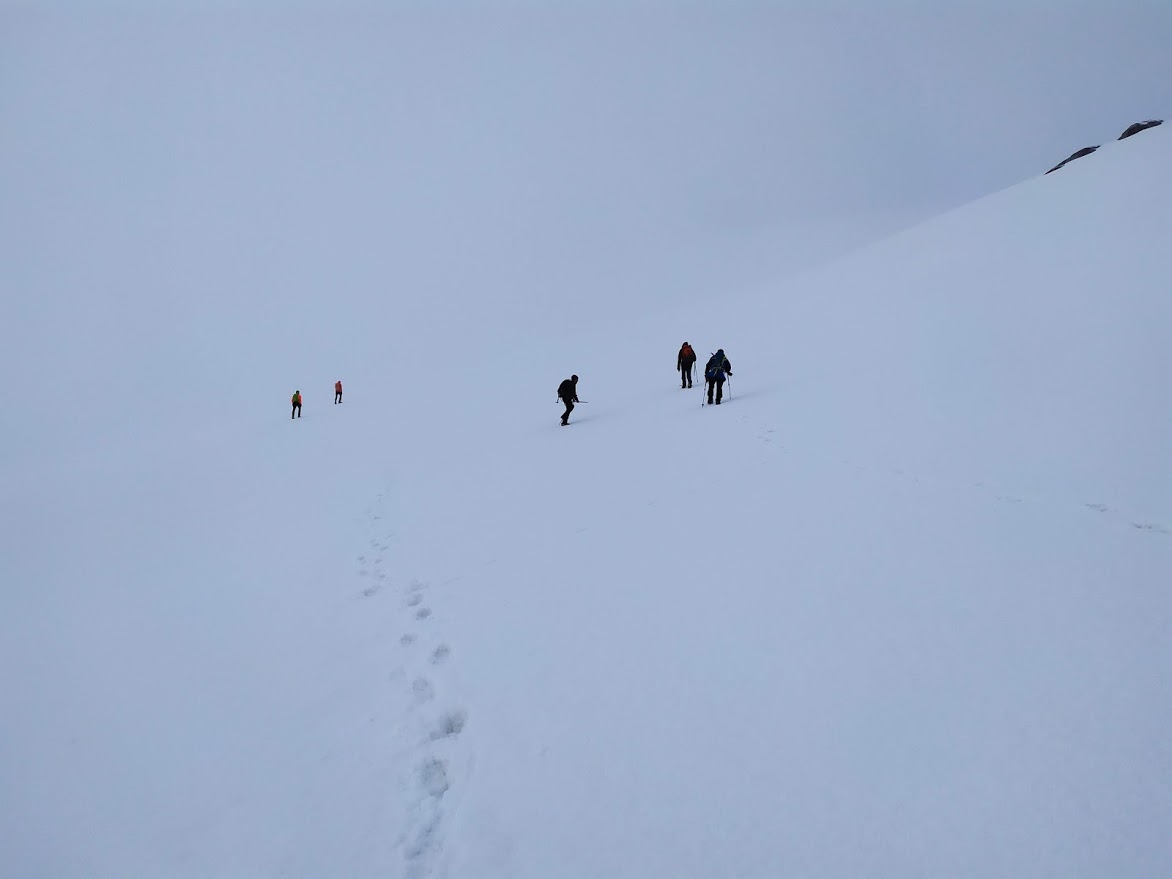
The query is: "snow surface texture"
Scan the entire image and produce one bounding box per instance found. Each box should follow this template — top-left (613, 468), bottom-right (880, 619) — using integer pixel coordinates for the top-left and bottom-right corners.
top-left (3, 107), bottom-right (1170, 879)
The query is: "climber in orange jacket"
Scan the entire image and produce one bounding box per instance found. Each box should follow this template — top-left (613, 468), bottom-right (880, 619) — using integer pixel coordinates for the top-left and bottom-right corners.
top-left (334, 380), bottom-right (343, 404)
top-left (291, 390), bottom-right (302, 419)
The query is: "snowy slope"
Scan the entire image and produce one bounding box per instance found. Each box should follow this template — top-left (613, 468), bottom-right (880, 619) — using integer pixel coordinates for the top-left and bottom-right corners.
top-left (410, 125), bottom-right (1172, 878)
top-left (3, 128), bottom-right (1170, 878)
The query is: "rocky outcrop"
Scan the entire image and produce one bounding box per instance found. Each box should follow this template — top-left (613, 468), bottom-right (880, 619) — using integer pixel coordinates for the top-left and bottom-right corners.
top-left (1045, 146), bottom-right (1099, 174)
top-left (1119, 119), bottom-right (1162, 140)
top-left (1045, 119), bottom-right (1163, 175)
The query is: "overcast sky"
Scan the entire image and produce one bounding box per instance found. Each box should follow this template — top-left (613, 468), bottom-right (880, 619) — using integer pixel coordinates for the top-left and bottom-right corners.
top-left (1, 1), bottom-right (1168, 457)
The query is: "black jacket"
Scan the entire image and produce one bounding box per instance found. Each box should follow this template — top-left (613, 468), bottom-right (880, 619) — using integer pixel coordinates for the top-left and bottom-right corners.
top-left (557, 378), bottom-right (579, 401)
top-left (677, 345), bottom-right (697, 369)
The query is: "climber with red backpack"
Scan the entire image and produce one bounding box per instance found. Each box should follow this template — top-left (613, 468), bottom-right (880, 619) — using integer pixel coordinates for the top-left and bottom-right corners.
top-left (677, 342), bottom-right (697, 388)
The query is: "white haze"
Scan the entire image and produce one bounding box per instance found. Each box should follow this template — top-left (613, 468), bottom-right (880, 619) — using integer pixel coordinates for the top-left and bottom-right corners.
top-left (1, 4), bottom-right (1170, 877)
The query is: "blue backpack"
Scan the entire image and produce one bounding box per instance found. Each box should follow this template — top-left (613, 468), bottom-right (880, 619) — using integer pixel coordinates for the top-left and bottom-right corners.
top-left (705, 351), bottom-right (726, 381)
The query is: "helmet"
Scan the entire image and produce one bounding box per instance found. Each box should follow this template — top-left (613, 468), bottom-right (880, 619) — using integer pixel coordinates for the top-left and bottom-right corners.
top-left (571, 375), bottom-right (578, 382)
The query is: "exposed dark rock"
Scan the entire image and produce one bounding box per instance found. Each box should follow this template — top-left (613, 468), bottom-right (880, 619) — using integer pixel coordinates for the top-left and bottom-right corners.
top-left (1119, 119), bottom-right (1163, 140)
top-left (1046, 146), bottom-right (1100, 174)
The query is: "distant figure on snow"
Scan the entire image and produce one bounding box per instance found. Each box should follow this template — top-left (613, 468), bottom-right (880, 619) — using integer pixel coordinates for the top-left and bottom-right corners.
top-left (704, 350), bottom-right (732, 405)
top-left (291, 390), bottom-right (303, 419)
top-left (677, 341), bottom-right (696, 388)
top-left (557, 375), bottom-right (580, 425)
top-left (334, 380), bottom-right (343, 404)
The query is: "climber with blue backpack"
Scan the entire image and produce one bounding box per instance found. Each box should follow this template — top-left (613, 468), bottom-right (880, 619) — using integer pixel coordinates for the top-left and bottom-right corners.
top-left (704, 349), bottom-right (732, 405)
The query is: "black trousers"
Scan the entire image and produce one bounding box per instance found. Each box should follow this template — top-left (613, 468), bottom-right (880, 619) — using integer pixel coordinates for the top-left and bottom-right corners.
top-left (292, 402), bottom-right (301, 418)
top-left (706, 377), bottom-right (724, 404)
top-left (335, 392), bottom-right (342, 403)
top-left (681, 362), bottom-right (694, 387)
top-left (560, 397), bottom-right (575, 423)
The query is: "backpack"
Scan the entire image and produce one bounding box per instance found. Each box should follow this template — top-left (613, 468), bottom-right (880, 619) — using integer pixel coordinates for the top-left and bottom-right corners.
top-left (680, 343), bottom-right (695, 362)
top-left (705, 354), bottom-right (725, 381)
